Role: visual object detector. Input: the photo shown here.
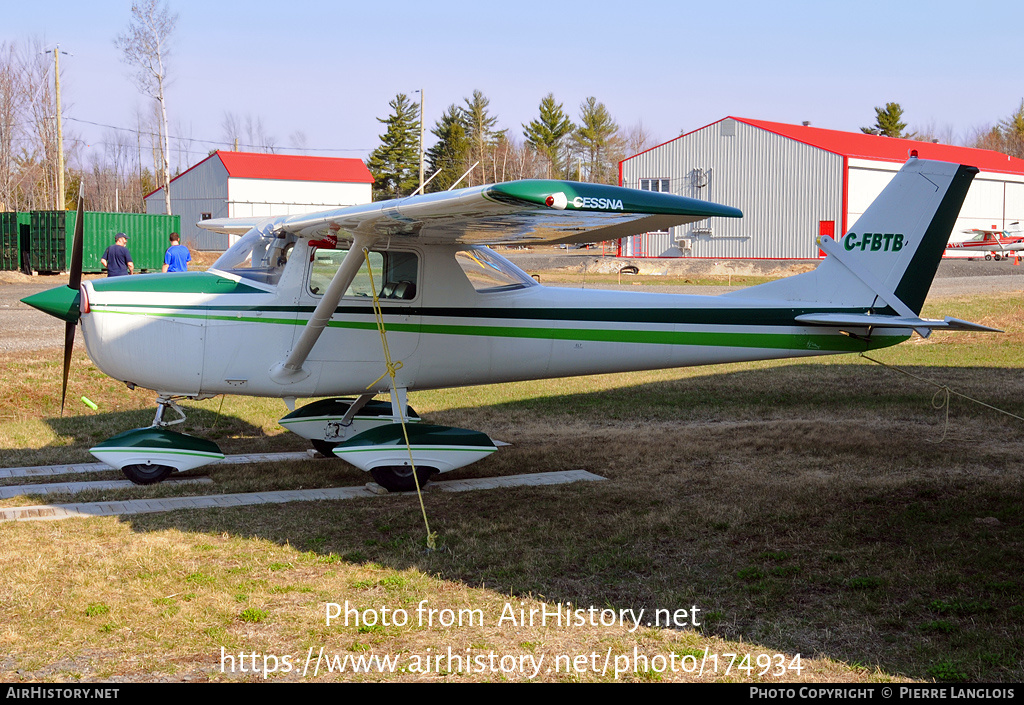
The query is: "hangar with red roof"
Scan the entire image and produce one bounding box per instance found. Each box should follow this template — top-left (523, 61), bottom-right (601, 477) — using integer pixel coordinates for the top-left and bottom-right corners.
top-left (145, 151), bottom-right (374, 250)
top-left (618, 117), bottom-right (1024, 258)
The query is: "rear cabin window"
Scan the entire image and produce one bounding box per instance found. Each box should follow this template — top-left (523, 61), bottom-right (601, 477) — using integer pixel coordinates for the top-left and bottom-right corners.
top-left (308, 248), bottom-right (418, 300)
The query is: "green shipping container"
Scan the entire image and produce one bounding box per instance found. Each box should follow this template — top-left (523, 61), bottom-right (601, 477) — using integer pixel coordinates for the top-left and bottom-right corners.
top-left (0, 212), bottom-right (30, 272)
top-left (29, 211), bottom-right (181, 274)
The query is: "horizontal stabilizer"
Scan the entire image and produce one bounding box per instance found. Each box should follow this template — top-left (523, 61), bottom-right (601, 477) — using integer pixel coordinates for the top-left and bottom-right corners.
top-left (795, 313), bottom-right (1002, 333)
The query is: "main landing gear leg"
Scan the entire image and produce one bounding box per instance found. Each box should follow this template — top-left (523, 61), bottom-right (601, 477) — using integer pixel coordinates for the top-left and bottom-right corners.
top-left (89, 394), bottom-right (225, 485)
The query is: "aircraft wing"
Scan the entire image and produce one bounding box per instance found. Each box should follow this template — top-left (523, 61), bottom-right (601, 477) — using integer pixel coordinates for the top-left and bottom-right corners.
top-left (197, 216), bottom-right (266, 236)
top-left (199, 180), bottom-right (742, 246)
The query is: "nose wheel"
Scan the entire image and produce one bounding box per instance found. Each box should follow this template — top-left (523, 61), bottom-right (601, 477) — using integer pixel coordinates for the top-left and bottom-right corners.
top-left (89, 395), bottom-right (225, 485)
top-left (311, 439), bottom-right (340, 458)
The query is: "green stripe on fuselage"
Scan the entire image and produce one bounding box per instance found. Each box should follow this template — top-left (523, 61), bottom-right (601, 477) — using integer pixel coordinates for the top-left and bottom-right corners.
top-left (87, 303), bottom-right (905, 352)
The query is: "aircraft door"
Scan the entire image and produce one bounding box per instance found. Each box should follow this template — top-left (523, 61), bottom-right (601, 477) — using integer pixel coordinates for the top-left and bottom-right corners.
top-left (302, 247), bottom-right (421, 391)
top-left (201, 234), bottom-right (301, 397)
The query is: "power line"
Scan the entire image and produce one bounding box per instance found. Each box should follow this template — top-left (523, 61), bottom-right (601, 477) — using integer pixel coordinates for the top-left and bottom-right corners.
top-left (64, 116), bottom-right (369, 154)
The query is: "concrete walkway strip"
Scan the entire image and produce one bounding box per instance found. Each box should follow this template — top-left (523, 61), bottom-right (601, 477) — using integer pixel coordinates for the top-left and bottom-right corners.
top-left (0, 470), bottom-right (605, 522)
top-left (0, 451), bottom-right (314, 479)
top-left (0, 477), bottom-right (213, 499)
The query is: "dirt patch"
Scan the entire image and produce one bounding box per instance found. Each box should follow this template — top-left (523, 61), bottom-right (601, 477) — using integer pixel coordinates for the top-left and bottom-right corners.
top-left (0, 271), bottom-right (38, 285)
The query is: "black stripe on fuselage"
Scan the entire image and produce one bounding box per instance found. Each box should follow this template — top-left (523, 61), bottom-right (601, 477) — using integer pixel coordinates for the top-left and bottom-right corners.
top-left (99, 303), bottom-right (895, 326)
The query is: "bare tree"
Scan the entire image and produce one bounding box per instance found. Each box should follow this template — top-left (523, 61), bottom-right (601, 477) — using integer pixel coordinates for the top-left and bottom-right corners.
top-left (288, 129), bottom-right (308, 153)
top-left (221, 110), bottom-right (276, 153)
top-left (25, 39), bottom-right (58, 210)
top-left (220, 110), bottom-right (242, 150)
top-left (244, 114), bottom-right (276, 153)
top-left (0, 42), bottom-right (22, 210)
top-left (912, 120), bottom-right (957, 145)
top-left (969, 124), bottom-right (1005, 153)
top-left (622, 120), bottom-right (656, 157)
top-left (172, 117), bottom-right (195, 174)
top-left (84, 126), bottom-right (148, 212)
top-left (116, 0), bottom-right (177, 214)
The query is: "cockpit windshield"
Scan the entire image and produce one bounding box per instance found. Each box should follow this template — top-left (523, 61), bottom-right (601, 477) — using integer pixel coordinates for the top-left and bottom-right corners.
top-left (455, 247), bottom-right (537, 292)
top-left (211, 227), bottom-right (296, 286)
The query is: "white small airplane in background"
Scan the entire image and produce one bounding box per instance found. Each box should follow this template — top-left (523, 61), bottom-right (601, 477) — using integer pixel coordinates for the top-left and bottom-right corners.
top-left (23, 158), bottom-right (998, 491)
top-left (944, 225), bottom-right (1024, 260)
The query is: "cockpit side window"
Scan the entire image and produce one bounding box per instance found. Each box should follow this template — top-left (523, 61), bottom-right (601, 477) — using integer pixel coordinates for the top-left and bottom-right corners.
top-left (308, 248), bottom-right (418, 300)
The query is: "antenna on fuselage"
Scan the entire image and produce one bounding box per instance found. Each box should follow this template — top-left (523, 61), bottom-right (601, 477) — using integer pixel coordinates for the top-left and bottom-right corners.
top-left (447, 161), bottom-right (480, 191)
top-left (409, 168), bottom-right (443, 197)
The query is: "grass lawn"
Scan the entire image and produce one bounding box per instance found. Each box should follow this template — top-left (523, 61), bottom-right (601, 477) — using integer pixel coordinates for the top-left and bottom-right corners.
top-left (0, 291), bottom-right (1021, 682)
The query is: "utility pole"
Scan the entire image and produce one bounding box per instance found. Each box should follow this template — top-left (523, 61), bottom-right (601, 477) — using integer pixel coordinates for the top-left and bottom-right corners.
top-left (52, 46), bottom-right (69, 210)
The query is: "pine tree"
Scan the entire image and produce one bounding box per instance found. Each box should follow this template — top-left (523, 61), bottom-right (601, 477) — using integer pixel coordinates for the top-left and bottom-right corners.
top-left (425, 104), bottom-right (470, 192)
top-left (861, 102), bottom-right (913, 138)
top-left (572, 97), bottom-right (622, 184)
top-left (461, 90), bottom-right (503, 185)
top-left (365, 93), bottom-right (420, 199)
top-left (523, 93), bottom-right (575, 179)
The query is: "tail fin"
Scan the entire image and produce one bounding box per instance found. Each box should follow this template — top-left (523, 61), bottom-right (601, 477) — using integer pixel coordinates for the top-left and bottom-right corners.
top-left (728, 158), bottom-right (978, 316)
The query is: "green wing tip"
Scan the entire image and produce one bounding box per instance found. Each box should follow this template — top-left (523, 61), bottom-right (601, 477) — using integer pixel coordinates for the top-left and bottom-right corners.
top-left (488, 180), bottom-right (741, 218)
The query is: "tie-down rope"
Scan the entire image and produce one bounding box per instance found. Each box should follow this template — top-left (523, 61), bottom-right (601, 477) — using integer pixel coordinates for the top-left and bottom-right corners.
top-left (363, 248), bottom-right (436, 549)
top-left (859, 352), bottom-right (1024, 443)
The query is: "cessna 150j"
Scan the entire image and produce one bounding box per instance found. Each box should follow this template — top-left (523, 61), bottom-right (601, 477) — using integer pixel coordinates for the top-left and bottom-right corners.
top-left (944, 225), bottom-right (1024, 260)
top-left (23, 157), bottom-right (998, 491)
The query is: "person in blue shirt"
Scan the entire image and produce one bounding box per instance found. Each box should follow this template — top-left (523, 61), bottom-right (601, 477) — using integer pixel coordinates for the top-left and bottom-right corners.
top-left (100, 233), bottom-right (133, 276)
top-left (162, 232), bottom-right (191, 272)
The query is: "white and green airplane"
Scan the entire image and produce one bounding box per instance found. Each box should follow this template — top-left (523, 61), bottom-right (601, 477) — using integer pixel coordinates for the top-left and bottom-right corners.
top-left (23, 157), bottom-right (997, 491)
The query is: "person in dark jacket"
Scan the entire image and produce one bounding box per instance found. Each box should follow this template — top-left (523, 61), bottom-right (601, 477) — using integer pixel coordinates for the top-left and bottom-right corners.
top-left (100, 233), bottom-right (133, 276)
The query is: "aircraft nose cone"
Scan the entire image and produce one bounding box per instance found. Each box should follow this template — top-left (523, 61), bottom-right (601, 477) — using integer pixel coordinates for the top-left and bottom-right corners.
top-left (21, 286), bottom-right (81, 323)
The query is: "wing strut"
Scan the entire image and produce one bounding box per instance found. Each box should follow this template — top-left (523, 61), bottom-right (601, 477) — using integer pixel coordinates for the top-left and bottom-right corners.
top-left (270, 232), bottom-right (377, 384)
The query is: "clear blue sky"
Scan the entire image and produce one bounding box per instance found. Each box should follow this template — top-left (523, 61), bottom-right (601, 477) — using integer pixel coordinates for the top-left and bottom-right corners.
top-left (8, 0), bottom-right (1024, 170)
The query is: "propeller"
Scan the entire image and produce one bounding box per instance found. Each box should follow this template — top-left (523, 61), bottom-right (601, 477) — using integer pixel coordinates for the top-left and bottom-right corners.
top-left (60, 190), bottom-right (85, 416)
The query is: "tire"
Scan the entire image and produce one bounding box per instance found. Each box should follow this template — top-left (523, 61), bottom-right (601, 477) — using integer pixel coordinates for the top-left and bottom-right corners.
top-left (311, 439), bottom-right (340, 458)
top-left (370, 465), bottom-right (437, 492)
top-left (985, 254), bottom-right (993, 261)
top-left (122, 463), bottom-right (173, 485)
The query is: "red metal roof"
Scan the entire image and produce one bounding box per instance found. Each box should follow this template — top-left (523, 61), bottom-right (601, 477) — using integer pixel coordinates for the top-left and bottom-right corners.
top-left (622, 117), bottom-right (1024, 176)
top-left (216, 150), bottom-right (374, 183)
top-left (145, 150), bottom-right (374, 198)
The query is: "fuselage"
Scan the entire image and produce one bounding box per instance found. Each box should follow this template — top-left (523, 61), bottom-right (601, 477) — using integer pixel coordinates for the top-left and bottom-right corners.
top-left (78, 241), bottom-right (906, 399)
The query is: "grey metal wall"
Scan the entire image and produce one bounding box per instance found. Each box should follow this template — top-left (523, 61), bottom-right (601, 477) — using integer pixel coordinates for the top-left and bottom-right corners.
top-left (147, 156), bottom-right (231, 251)
top-left (621, 119), bottom-right (845, 258)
